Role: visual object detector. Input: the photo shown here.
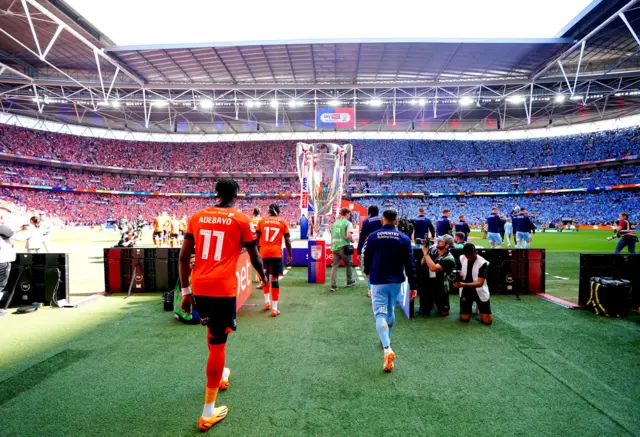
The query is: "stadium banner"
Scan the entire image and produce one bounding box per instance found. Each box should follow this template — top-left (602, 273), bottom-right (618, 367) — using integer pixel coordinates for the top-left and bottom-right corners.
top-left (236, 250), bottom-right (253, 310)
top-left (316, 108), bottom-right (355, 129)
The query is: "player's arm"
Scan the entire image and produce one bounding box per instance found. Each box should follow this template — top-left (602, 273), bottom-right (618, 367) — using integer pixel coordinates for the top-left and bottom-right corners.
top-left (421, 248), bottom-right (443, 272)
top-left (362, 236), bottom-right (373, 276)
top-left (178, 233), bottom-right (195, 312)
top-left (346, 221), bottom-right (355, 243)
top-left (243, 219), bottom-right (267, 284)
top-left (404, 238), bottom-right (418, 300)
top-left (428, 221), bottom-right (435, 239)
top-left (357, 221), bottom-right (366, 255)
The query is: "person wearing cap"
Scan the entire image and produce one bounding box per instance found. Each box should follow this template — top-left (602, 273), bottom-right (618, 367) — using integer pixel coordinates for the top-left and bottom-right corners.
top-left (419, 233), bottom-right (455, 316)
top-left (453, 243), bottom-right (492, 325)
top-left (363, 209), bottom-right (418, 372)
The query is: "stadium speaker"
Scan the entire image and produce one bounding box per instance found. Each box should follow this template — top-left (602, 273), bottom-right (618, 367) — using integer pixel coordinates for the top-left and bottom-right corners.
top-left (0, 253), bottom-right (70, 308)
top-left (579, 254), bottom-right (640, 308)
top-left (103, 247), bottom-right (181, 294)
top-left (450, 248), bottom-right (545, 295)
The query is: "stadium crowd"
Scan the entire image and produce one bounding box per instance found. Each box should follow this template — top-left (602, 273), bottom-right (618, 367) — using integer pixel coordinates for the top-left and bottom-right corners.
top-left (359, 190), bottom-right (639, 226)
top-left (1, 125), bottom-right (638, 174)
top-left (348, 166), bottom-right (640, 194)
top-left (0, 125), bottom-right (297, 172)
top-left (0, 188), bottom-right (300, 226)
top-left (0, 163), bottom-right (297, 193)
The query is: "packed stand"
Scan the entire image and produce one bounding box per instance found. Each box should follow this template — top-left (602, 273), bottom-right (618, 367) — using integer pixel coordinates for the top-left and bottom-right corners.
top-left (0, 163), bottom-right (297, 193)
top-left (348, 165), bottom-right (640, 194)
top-left (0, 188), bottom-right (300, 226)
top-left (0, 125), bottom-right (297, 172)
top-left (1, 124), bottom-right (638, 174)
top-left (356, 190), bottom-right (638, 226)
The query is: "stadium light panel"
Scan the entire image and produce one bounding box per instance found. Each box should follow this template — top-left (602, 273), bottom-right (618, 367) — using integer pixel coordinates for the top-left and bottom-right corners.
top-left (199, 99), bottom-right (214, 109)
top-left (459, 97), bottom-right (474, 106)
top-left (554, 95), bottom-right (566, 103)
top-left (418, 99), bottom-right (426, 106)
top-left (111, 100), bottom-right (121, 108)
top-left (506, 96), bottom-right (525, 104)
top-left (328, 100), bottom-right (340, 107)
top-left (570, 95), bottom-right (583, 101)
top-left (152, 100), bottom-right (168, 107)
top-left (270, 99), bottom-right (279, 108)
top-left (65, 0), bottom-right (593, 46)
top-left (369, 98), bottom-right (383, 106)
top-left (289, 99), bottom-right (300, 107)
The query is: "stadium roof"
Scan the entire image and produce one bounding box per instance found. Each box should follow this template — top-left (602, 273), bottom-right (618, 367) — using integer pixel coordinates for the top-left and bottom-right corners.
top-left (2, 0), bottom-right (640, 134)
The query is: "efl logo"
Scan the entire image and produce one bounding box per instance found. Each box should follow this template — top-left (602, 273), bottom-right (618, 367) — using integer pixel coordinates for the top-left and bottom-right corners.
top-left (320, 113), bottom-right (352, 124)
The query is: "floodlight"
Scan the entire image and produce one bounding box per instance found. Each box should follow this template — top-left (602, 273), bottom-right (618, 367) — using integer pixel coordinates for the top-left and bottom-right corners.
top-left (506, 96), bottom-right (525, 104)
top-left (369, 98), bottom-right (383, 106)
top-left (328, 99), bottom-right (340, 106)
top-left (554, 95), bottom-right (566, 103)
top-left (418, 98), bottom-right (426, 106)
top-left (569, 95), bottom-right (583, 101)
top-left (199, 99), bottom-right (214, 109)
top-left (152, 100), bottom-right (168, 107)
top-left (270, 99), bottom-right (278, 108)
top-left (459, 97), bottom-right (474, 106)
top-left (289, 99), bottom-right (300, 107)
top-left (111, 100), bottom-right (121, 108)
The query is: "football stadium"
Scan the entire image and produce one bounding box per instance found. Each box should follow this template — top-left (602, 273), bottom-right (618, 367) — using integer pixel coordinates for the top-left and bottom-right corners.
top-left (1, 0), bottom-right (640, 435)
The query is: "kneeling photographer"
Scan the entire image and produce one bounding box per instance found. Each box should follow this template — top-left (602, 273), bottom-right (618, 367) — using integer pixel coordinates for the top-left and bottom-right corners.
top-left (115, 225), bottom-right (138, 248)
top-left (419, 234), bottom-right (455, 316)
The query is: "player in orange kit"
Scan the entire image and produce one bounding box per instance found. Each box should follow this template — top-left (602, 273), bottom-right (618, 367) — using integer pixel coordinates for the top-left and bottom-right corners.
top-left (152, 212), bottom-right (164, 246)
top-left (169, 215), bottom-right (180, 248)
top-left (256, 204), bottom-right (292, 317)
top-left (179, 180), bottom-right (267, 432)
top-left (250, 207), bottom-right (263, 286)
top-left (178, 215), bottom-right (187, 245)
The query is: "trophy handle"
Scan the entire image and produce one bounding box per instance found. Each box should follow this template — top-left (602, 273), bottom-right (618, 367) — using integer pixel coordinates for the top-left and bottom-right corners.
top-left (342, 144), bottom-right (353, 193)
top-left (296, 142), bottom-right (308, 180)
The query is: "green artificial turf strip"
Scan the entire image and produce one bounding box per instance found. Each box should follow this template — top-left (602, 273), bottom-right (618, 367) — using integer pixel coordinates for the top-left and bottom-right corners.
top-left (1, 266), bottom-right (639, 437)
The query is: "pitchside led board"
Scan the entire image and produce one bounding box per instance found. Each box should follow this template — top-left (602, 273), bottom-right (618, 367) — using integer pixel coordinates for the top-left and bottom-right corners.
top-left (316, 108), bottom-right (355, 129)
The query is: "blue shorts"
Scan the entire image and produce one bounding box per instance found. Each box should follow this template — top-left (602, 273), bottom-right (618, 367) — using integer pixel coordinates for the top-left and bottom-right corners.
top-left (488, 232), bottom-right (503, 244)
top-left (371, 283), bottom-right (402, 317)
top-left (516, 232), bottom-right (530, 242)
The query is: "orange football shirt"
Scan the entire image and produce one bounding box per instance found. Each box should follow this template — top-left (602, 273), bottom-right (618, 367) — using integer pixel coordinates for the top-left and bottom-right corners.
top-left (187, 206), bottom-right (256, 297)
top-left (153, 217), bottom-right (163, 233)
top-left (257, 216), bottom-right (290, 259)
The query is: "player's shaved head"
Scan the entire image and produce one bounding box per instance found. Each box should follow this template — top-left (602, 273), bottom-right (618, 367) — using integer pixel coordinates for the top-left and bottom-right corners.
top-left (382, 209), bottom-right (398, 223)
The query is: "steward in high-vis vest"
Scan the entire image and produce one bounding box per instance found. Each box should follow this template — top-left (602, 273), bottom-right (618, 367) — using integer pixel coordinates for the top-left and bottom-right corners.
top-left (330, 208), bottom-right (355, 292)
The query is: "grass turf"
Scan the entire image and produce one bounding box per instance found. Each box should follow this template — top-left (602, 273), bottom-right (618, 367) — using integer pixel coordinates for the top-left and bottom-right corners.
top-left (1, 228), bottom-right (639, 436)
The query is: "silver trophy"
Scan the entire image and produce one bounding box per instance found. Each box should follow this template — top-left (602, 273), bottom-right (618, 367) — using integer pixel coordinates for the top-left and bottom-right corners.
top-left (297, 142), bottom-right (353, 239)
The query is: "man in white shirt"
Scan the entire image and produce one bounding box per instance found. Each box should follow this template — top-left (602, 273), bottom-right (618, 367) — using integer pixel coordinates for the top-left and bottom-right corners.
top-left (452, 243), bottom-right (493, 325)
top-left (39, 213), bottom-right (52, 252)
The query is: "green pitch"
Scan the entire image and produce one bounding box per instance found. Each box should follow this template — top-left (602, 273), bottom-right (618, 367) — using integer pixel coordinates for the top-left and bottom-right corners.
top-left (1, 228), bottom-right (638, 437)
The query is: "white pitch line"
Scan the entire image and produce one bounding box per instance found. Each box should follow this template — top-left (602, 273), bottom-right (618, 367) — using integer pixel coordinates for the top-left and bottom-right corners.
top-left (358, 277), bottom-right (365, 281)
top-left (552, 276), bottom-right (569, 280)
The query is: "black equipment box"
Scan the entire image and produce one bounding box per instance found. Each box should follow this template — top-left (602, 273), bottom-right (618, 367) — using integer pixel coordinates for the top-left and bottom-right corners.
top-left (579, 254), bottom-right (639, 308)
top-left (103, 247), bottom-right (180, 294)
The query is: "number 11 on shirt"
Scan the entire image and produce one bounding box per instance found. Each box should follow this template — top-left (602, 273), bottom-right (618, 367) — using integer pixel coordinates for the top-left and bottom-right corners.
top-left (200, 230), bottom-right (225, 261)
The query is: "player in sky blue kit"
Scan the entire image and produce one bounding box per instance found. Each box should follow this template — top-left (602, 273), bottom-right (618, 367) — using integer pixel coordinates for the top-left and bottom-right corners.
top-left (486, 208), bottom-right (506, 248)
top-left (363, 209), bottom-right (418, 372)
top-left (504, 218), bottom-right (513, 247)
top-left (512, 206), bottom-right (535, 248)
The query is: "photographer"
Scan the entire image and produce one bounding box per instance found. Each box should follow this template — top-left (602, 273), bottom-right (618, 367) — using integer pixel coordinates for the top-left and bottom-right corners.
top-left (453, 243), bottom-right (492, 325)
top-left (613, 213), bottom-right (637, 254)
top-left (419, 234), bottom-right (455, 316)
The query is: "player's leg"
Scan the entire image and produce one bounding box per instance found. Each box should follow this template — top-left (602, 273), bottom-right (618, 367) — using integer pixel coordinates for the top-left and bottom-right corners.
top-left (194, 296), bottom-right (236, 431)
top-left (269, 258), bottom-right (283, 316)
top-left (153, 231), bottom-right (158, 246)
top-left (459, 288), bottom-right (473, 322)
top-left (371, 284), bottom-right (395, 372)
top-left (263, 261), bottom-right (272, 310)
top-left (386, 283), bottom-right (402, 340)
